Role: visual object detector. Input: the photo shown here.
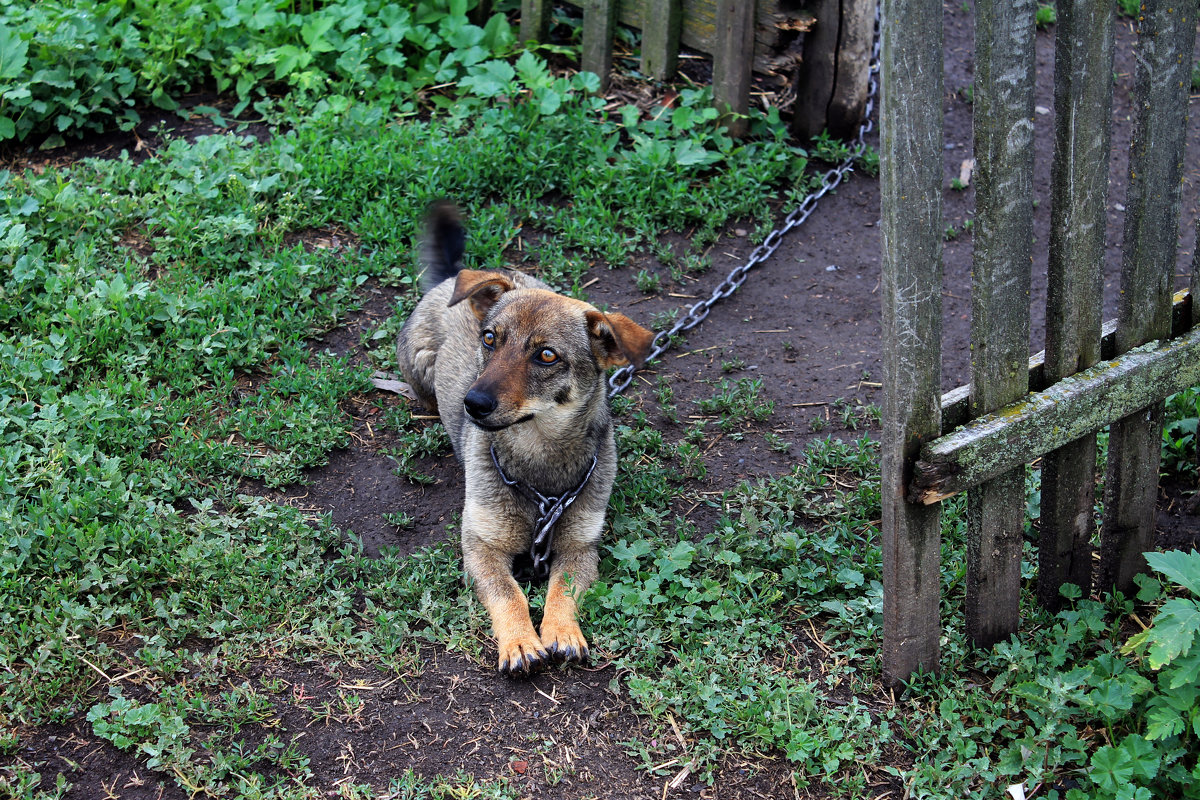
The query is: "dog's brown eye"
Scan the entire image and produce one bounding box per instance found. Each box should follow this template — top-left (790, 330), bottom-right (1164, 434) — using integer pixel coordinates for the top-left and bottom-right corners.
top-left (481, 331), bottom-right (496, 349)
top-left (536, 348), bottom-right (558, 364)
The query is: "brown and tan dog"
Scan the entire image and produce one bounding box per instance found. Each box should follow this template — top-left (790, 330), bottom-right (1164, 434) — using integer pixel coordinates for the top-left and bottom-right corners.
top-left (396, 204), bottom-right (653, 674)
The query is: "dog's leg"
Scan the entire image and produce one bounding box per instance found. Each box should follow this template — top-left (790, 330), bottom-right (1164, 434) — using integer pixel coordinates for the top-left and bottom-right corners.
top-left (539, 543), bottom-right (599, 664)
top-left (462, 530), bottom-right (548, 674)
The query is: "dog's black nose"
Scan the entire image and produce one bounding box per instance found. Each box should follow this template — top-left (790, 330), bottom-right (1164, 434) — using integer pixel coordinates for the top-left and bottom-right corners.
top-left (464, 389), bottom-right (498, 419)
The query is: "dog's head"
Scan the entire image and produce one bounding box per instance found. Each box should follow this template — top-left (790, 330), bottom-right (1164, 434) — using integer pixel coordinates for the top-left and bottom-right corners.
top-left (448, 269), bottom-right (654, 432)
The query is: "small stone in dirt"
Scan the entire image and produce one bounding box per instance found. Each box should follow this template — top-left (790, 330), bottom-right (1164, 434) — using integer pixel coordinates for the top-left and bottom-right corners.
top-left (734, 228), bottom-right (748, 237)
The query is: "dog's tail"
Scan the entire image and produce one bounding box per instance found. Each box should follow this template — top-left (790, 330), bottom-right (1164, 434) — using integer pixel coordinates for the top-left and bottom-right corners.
top-left (420, 201), bottom-right (466, 292)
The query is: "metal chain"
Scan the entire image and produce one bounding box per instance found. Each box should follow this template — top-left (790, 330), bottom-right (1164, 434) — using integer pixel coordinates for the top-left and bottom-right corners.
top-left (608, 6), bottom-right (882, 398)
top-left (490, 445), bottom-right (598, 582)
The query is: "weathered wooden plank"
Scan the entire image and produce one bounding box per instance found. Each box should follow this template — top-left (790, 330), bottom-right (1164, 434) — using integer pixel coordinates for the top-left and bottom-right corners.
top-left (1193, 220), bottom-right (1200, 329)
top-left (582, 0), bottom-right (618, 90)
top-left (712, 0), bottom-right (756, 136)
top-left (879, 0), bottom-right (944, 686)
top-left (792, 0), bottom-right (874, 140)
top-left (965, 0), bottom-right (1036, 648)
top-left (940, 293), bottom-right (1195, 432)
top-left (910, 326), bottom-right (1200, 505)
top-left (641, 0), bottom-right (682, 80)
top-left (469, 0), bottom-right (493, 27)
top-left (791, 0), bottom-right (838, 141)
top-left (1038, 0), bottom-right (1115, 609)
top-left (520, 0), bottom-right (553, 44)
top-left (1100, 0), bottom-right (1197, 595)
top-left (827, 0), bottom-right (876, 138)
top-left (562, 0), bottom-right (792, 76)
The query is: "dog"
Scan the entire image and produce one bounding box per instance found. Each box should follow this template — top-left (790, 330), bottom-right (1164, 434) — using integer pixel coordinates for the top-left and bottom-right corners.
top-left (396, 203), bottom-right (654, 675)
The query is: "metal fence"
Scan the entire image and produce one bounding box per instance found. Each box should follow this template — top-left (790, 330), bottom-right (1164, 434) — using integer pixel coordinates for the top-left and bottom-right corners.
top-left (880, 0), bottom-right (1200, 684)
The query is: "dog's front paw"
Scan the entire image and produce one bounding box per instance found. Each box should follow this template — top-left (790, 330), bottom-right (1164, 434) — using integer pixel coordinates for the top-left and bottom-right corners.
top-left (540, 620), bottom-right (590, 664)
top-left (497, 635), bottom-right (549, 676)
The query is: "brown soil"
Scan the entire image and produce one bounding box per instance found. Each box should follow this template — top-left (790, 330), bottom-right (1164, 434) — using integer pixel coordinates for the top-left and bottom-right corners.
top-left (4, 5), bottom-right (1198, 799)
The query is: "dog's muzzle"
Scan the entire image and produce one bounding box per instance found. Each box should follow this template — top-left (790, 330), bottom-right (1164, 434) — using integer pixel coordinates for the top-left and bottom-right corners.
top-left (463, 388), bottom-right (498, 421)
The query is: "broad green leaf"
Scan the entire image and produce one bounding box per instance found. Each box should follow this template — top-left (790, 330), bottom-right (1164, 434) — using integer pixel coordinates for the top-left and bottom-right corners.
top-left (301, 16), bottom-right (335, 48)
top-left (1116, 734), bottom-right (1160, 782)
top-left (1144, 703), bottom-right (1186, 740)
top-left (1143, 598), bottom-right (1200, 669)
top-left (0, 25), bottom-right (28, 80)
top-left (1166, 649), bottom-right (1200, 689)
top-left (458, 59), bottom-right (514, 97)
top-left (536, 87), bottom-right (561, 116)
top-left (515, 50), bottom-right (551, 89)
top-left (674, 139), bottom-right (718, 166)
top-left (573, 71), bottom-right (601, 93)
top-left (0, 115), bottom-right (14, 140)
top-left (1090, 745), bottom-right (1134, 792)
top-left (480, 14), bottom-right (514, 52)
top-left (1145, 549), bottom-right (1200, 597)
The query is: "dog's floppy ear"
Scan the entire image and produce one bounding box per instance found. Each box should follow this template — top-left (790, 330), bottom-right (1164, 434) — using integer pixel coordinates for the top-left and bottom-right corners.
top-left (585, 310), bottom-right (655, 368)
top-left (448, 270), bottom-right (516, 320)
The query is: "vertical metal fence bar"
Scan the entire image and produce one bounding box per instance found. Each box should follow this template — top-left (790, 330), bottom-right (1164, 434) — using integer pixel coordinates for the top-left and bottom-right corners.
top-left (641, 0), bottom-right (681, 80)
top-left (1100, 0), bottom-right (1198, 593)
top-left (965, 0), bottom-right (1036, 647)
top-left (880, 0), bottom-right (944, 684)
top-left (1037, 0), bottom-right (1114, 609)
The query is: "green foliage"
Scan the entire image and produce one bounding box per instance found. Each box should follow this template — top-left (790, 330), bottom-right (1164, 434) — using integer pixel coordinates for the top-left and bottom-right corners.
top-left (87, 687), bottom-right (193, 770)
top-left (694, 377), bottom-right (775, 431)
top-left (0, 0), bottom-right (517, 143)
top-left (1163, 387), bottom-right (1198, 477)
top-left (5, 15), bottom-right (1197, 796)
top-left (0, 44), bottom-right (813, 796)
top-left (1117, 0), bottom-right (1142, 18)
top-left (634, 268), bottom-right (661, 294)
top-left (1036, 3), bottom-right (1058, 28)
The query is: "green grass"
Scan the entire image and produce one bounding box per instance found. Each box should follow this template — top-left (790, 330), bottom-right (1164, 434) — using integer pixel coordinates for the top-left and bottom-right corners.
top-left (2, 21), bottom-right (1199, 797)
top-left (0, 59), bottom-right (814, 796)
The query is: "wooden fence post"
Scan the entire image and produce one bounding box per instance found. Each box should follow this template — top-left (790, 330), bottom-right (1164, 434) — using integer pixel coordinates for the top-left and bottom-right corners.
top-left (1038, 0), bottom-right (1114, 609)
top-left (880, 0), bottom-right (944, 685)
top-left (470, 0), bottom-right (493, 27)
top-left (642, 0), bottom-right (682, 80)
top-left (965, 0), bottom-right (1035, 648)
top-left (1100, 0), bottom-right (1197, 594)
top-left (712, 0), bottom-right (756, 136)
top-left (521, 0), bottom-right (553, 44)
top-left (582, 0), bottom-right (618, 90)
top-left (792, 0), bottom-right (875, 140)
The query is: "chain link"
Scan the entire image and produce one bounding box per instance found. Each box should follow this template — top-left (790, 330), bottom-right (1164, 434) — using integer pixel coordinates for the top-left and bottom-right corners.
top-left (608, 4), bottom-right (882, 399)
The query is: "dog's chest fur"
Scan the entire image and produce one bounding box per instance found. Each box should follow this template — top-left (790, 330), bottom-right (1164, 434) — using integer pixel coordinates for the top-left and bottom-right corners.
top-left (397, 271), bottom-right (618, 547)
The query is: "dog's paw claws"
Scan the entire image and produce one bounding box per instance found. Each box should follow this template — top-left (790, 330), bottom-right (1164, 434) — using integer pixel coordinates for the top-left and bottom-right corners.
top-left (541, 626), bottom-right (589, 665)
top-left (497, 642), bottom-right (548, 676)
top-left (547, 641), bottom-right (589, 664)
